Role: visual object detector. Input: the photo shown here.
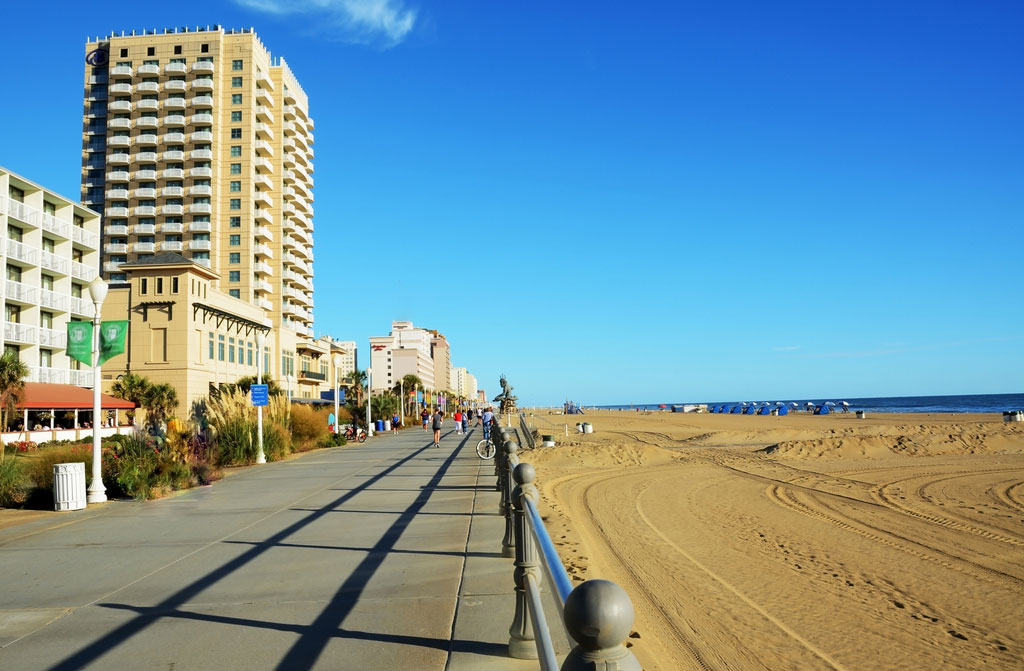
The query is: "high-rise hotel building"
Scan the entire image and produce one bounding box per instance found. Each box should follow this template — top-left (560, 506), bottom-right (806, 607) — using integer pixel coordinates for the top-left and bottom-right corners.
top-left (81, 26), bottom-right (323, 392)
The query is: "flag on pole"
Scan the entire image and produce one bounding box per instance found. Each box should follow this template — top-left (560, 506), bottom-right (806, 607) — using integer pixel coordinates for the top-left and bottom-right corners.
top-left (99, 320), bottom-right (129, 365)
top-left (66, 321), bottom-right (93, 366)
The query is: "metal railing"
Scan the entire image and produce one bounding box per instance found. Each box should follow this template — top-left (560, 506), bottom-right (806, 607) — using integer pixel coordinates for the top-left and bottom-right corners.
top-left (491, 425), bottom-right (642, 670)
top-left (519, 412), bottom-right (537, 450)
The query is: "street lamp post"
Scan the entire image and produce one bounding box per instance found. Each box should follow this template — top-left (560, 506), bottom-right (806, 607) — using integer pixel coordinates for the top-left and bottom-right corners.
top-left (366, 367), bottom-right (373, 437)
top-left (285, 374), bottom-right (295, 419)
top-left (86, 277), bottom-right (108, 504)
top-left (399, 379), bottom-right (404, 428)
top-left (332, 354), bottom-right (342, 434)
top-left (255, 330), bottom-right (266, 464)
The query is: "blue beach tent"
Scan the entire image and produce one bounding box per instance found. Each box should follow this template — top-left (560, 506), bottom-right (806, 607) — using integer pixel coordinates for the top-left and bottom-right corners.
top-left (744, 405), bottom-right (756, 414)
top-left (758, 406), bottom-right (771, 415)
top-left (777, 406), bottom-right (789, 415)
top-left (815, 404), bottom-right (831, 415)
top-left (731, 405), bottom-right (743, 414)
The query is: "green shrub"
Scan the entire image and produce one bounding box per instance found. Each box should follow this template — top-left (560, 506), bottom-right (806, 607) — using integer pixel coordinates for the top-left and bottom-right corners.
top-left (23, 445), bottom-right (94, 496)
top-left (0, 458), bottom-right (30, 508)
top-left (318, 432), bottom-right (346, 448)
top-left (206, 388), bottom-right (291, 465)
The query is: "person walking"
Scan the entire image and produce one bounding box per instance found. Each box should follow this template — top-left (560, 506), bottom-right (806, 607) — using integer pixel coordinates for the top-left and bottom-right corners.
top-left (461, 411), bottom-right (468, 434)
top-left (481, 407), bottom-right (494, 441)
top-left (421, 407), bottom-right (429, 431)
top-left (453, 410), bottom-right (463, 435)
top-left (431, 408), bottom-right (444, 448)
top-left (391, 412), bottom-right (400, 434)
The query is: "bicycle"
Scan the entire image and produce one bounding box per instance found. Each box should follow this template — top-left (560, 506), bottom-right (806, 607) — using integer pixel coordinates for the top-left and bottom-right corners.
top-left (476, 437), bottom-right (496, 460)
top-left (343, 425), bottom-right (367, 443)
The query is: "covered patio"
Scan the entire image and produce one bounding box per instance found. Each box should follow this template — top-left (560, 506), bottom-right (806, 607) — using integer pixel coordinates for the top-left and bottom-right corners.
top-left (1, 383), bottom-right (137, 446)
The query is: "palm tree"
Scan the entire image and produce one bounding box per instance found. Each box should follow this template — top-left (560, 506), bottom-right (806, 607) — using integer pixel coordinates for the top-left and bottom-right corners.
top-left (347, 369), bottom-right (367, 405)
top-left (143, 383), bottom-right (179, 432)
top-left (111, 372), bottom-right (151, 425)
top-left (230, 375), bottom-right (283, 397)
top-left (393, 374), bottom-right (422, 417)
top-left (0, 351), bottom-right (29, 450)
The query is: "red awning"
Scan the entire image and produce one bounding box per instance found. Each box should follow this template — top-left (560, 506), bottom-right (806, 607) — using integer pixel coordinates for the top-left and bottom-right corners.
top-left (17, 383), bottom-right (135, 410)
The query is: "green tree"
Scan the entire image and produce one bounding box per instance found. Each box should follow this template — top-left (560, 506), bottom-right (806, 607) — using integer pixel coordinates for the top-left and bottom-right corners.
top-left (347, 369), bottom-right (367, 405)
top-left (0, 351), bottom-right (29, 448)
top-left (111, 372), bottom-right (151, 424)
top-left (143, 383), bottom-right (179, 432)
top-left (371, 393), bottom-right (399, 420)
top-left (229, 375), bottom-right (284, 397)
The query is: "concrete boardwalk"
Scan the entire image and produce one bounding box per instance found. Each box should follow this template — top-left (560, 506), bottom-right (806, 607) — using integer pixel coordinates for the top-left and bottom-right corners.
top-left (0, 425), bottom-right (567, 670)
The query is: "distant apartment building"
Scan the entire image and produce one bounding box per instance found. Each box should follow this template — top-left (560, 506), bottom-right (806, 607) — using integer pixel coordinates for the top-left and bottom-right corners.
top-left (1, 167), bottom-right (102, 386)
top-left (450, 367), bottom-right (478, 401)
top-left (369, 321), bottom-right (436, 392)
top-left (80, 26), bottom-right (321, 396)
top-left (429, 331), bottom-right (451, 392)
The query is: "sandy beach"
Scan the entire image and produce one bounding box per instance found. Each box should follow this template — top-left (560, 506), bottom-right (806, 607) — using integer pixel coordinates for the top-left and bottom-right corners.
top-left (523, 409), bottom-right (1024, 670)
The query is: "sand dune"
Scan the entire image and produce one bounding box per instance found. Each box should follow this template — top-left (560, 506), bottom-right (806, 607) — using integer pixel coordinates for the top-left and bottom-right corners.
top-left (524, 410), bottom-right (1024, 670)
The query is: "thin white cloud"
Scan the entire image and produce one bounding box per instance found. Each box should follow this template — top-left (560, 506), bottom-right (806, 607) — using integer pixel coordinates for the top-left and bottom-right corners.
top-left (772, 345), bottom-right (801, 352)
top-left (234, 0), bottom-right (417, 46)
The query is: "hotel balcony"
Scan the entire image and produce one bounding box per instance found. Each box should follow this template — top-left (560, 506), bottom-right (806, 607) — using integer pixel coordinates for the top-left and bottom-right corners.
top-left (162, 168), bottom-right (185, 179)
top-left (283, 87), bottom-right (296, 104)
top-left (137, 82), bottom-right (159, 95)
top-left (255, 279), bottom-right (272, 293)
top-left (162, 132), bottom-right (186, 144)
top-left (162, 150), bottom-right (185, 161)
top-left (39, 288), bottom-right (69, 312)
top-left (135, 134), bottom-right (159, 146)
top-left (110, 83), bottom-right (132, 95)
top-left (254, 192), bottom-right (273, 207)
top-left (283, 235), bottom-right (299, 251)
top-left (135, 116), bottom-right (159, 129)
top-left (193, 257), bottom-right (211, 268)
top-left (135, 169), bottom-right (158, 180)
top-left (161, 204), bottom-right (184, 215)
top-left (255, 225), bottom-right (272, 241)
top-left (254, 123), bottom-right (274, 140)
top-left (104, 243), bottom-right (128, 254)
top-left (191, 78), bottom-right (214, 91)
top-left (39, 251), bottom-right (70, 275)
top-left (254, 209), bottom-right (272, 224)
top-left (5, 280), bottom-right (36, 304)
top-left (105, 206), bottom-right (130, 217)
top-left (108, 100), bottom-right (132, 112)
top-left (135, 151), bottom-right (158, 163)
top-left (133, 242), bottom-right (156, 254)
top-left (99, 260), bottom-right (119, 273)
top-left (283, 105), bottom-right (296, 120)
top-left (189, 167), bottom-right (212, 178)
top-left (107, 136), bottom-right (131, 148)
top-left (135, 187), bottom-right (157, 198)
top-left (188, 185), bottom-right (211, 196)
top-left (256, 171), bottom-right (275, 190)
top-left (164, 62), bottom-right (187, 75)
top-left (188, 204), bottom-right (212, 215)
top-left (137, 63), bottom-right (160, 76)
top-left (106, 224), bottom-right (129, 236)
top-left (159, 241), bottom-right (183, 252)
top-left (108, 118), bottom-right (131, 129)
top-left (72, 260), bottom-right (98, 282)
top-left (163, 114), bottom-right (187, 127)
top-left (283, 303), bottom-right (302, 318)
top-left (254, 156), bottom-right (273, 173)
top-left (255, 87), bottom-right (272, 105)
top-left (134, 223), bottom-right (156, 235)
top-left (163, 97), bottom-right (186, 110)
top-left (254, 243), bottom-right (273, 258)
top-left (187, 240), bottom-right (211, 251)
top-left (162, 186), bottom-right (184, 197)
top-left (188, 221), bottom-right (212, 232)
top-left (255, 140), bottom-right (274, 156)
top-left (106, 188), bottom-right (129, 199)
top-left (136, 99), bottom-right (159, 112)
top-left (192, 61), bottom-right (215, 74)
top-left (282, 151), bottom-right (296, 168)
top-left (191, 149), bottom-right (213, 160)
top-left (254, 261), bottom-right (272, 276)
top-left (192, 95), bottom-right (214, 108)
top-left (4, 322), bottom-right (36, 345)
top-left (69, 296), bottom-right (95, 318)
top-left (298, 369), bottom-right (326, 383)
top-left (72, 227), bottom-right (100, 249)
top-left (257, 297), bottom-right (273, 311)
top-left (191, 113), bottom-right (213, 125)
top-left (159, 222), bottom-right (184, 233)
top-left (164, 80), bottom-right (187, 93)
top-left (38, 327), bottom-right (67, 348)
top-left (255, 105), bottom-right (273, 122)
top-left (110, 65), bottom-right (133, 78)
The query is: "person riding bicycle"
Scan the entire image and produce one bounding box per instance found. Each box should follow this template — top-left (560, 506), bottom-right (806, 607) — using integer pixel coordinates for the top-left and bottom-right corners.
top-left (481, 407), bottom-right (494, 441)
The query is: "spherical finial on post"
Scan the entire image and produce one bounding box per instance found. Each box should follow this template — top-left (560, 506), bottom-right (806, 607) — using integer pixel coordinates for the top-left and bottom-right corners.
top-left (505, 440), bottom-right (519, 457)
top-left (562, 580), bottom-right (642, 671)
top-left (512, 461), bottom-right (535, 486)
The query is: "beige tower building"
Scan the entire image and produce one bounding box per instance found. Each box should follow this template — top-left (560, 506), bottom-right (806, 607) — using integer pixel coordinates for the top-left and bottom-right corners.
top-left (81, 26), bottom-right (321, 397)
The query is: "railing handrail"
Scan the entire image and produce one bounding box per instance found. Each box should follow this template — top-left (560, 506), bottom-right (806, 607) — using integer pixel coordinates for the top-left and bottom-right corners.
top-left (519, 412), bottom-right (537, 450)
top-left (524, 496), bottom-right (573, 606)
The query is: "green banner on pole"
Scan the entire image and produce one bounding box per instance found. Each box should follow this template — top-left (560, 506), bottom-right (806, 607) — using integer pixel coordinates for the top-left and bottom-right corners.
top-left (99, 320), bottom-right (129, 365)
top-left (66, 321), bottom-right (93, 366)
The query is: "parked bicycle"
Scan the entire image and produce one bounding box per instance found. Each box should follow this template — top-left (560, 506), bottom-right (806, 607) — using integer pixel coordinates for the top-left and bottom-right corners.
top-left (476, 436), bottom-right (496, 460)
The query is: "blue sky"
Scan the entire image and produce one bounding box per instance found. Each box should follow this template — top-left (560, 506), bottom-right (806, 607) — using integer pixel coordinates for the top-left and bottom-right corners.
top-left (4, 1), bottom-right (1022, 405)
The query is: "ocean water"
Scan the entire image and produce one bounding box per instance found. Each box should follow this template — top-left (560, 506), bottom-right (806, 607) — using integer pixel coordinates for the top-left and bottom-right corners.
top-left (596, 393), bottom-right (1024, 414)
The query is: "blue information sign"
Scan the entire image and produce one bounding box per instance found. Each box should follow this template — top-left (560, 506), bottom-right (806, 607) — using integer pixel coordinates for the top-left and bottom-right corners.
top-left (251, 384), bottom-right (269, 407)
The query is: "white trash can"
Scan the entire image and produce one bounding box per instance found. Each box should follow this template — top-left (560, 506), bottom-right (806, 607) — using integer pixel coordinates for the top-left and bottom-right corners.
top-left (583, 423), bottom-right (594, 434)
top-left (384, 420), bottom-right (391, 431)
top-left (53, 462), bottom-right (86, 511)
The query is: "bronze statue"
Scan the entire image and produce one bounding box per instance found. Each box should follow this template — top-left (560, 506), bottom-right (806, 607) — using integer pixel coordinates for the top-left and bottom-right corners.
top-left (492, 374), bottom-right (518, 414)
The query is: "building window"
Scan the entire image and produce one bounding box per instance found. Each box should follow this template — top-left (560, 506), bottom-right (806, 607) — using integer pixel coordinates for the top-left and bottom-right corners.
top-left (230, 181), bottom-right (241, 192)
top-left (230, 145), bottom-right (242, 157)
top-left (229, 235), bottom-right (241, 246)
top-left (247, 341), bottom-right (253, 366)
top-left (230, 216), bottom-right (241, 227)
top-left (218, 334), bottom-right (225, 361)
top-left (231, 111), bottom-right (242, 122)
top-left (231, 76), bottom-right (242, 87)
top-left (230, 128), bottom-right (242, 139)
top-left (229, 289), bottom-right (240, 299)
top-left (229, 271), bottom-right (240, 282)
top-left (120, 48), bottom-right (128, 57)
top-left (229, 337), bottom-right (236, 363)
top-left (229, 253), bottom-right (240, 264)
top-left (140, 278), bottom-right (148, 294)
top-left (229, 199), bottom-right (241, 210)
top-left (174, 45), bottom-right (182, 55)
top-left (156, 277), bottom-right (163, 294)
top-left (172, 277), bottom-right (179, 293)
top-left (230, 163), bottom-right (241, 175)
top-left (147, 47), bottom-right (155, 56)
top-left (201, 43), bottom-right (209, 53)
top-left (232, 59), bottom-right (243, 70)
top-left (209, 332), bottom-right (214, 360)
top-left (232, 94), bottom-right (242, 104)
